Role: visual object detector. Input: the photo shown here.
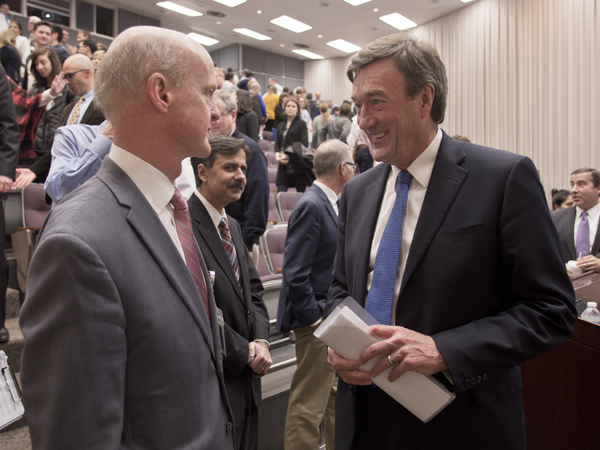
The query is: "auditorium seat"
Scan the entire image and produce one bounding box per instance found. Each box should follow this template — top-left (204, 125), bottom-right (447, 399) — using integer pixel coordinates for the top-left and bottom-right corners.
top-left (21, 184), bottom-right (51, 229)
top-left (265, 151), bottom-right (278, 169)
top-left (262, 130), bottom-right (273, 141)
top-left (262, 229), bottom-right (287, 275)
top-left (276, 192), bottom-right (303, 222)
top-left (258, 139), bottom-right (271, 154)
top-left (268, 193), bottom-right (280, 223)
top-left (268, 167), bottom-right (277, 192)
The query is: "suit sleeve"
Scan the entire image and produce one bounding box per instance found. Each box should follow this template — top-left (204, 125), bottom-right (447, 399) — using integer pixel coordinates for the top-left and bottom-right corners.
top-left (239, 145), bottom-right (269, 249)
top-left (20, 233), bottom-right (126, 448)
top-left (431, 157), bottom-right (576, 394)
top-left (319, 121), bottom-right (329, 143)
top-left (282, 199), bottom-right (325, 326)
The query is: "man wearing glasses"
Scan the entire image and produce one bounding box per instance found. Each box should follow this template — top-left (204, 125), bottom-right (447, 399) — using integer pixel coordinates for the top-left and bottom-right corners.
top-left (276, 139), bottom-right (355, 450)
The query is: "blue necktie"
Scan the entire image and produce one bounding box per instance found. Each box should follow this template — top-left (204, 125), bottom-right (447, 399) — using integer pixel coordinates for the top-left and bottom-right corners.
top-left (365, 170), bottom-right (413, 325)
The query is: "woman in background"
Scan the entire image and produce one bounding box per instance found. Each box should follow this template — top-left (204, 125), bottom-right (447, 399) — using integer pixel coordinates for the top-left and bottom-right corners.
top-left (91, 50), bottom-right (105, 72)
top-left (263, 85), bottom-right (279, 132)
top-left (551, 189), bottom-right (574, 210)
top-left (311, 102), bottom-right (329, 150)
top-left (0, 29), bottom-right (22, 83)
top-left (9, 21), bottom-right (30, 73)
top-left (235, 89), bottom-right (259, 142)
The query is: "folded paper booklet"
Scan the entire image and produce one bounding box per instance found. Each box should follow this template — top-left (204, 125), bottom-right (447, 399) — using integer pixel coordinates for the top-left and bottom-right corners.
top-left (314, 298), bottom-right (455, 423)
top-left (0, 350), bottom-right (24, 430)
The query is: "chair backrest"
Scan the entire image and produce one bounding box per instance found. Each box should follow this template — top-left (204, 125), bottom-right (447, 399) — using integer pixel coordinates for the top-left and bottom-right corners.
top-left (268, 193), bottom-right (280, 222)
top-left (258, 139), bottom-right (271, 153)
top-left (265, 151), bottom-right (278, 168)
top-left (262, 130), bottom-right (274, 141)
top-left (268, 167), bottom-right (277, 192)
top-left (277, 192), bottom-right (303, 222)
top-left (22, 184), bottom-right (51, 229)
top-left (256, 240), bottom-right (282, 282)
top-left (262, 229), bottom-right (287, 274)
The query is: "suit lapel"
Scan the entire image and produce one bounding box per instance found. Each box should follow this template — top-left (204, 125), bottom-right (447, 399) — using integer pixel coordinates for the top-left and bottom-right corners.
top-left (189, 196), bottom-right (245, 303)
top-left (592, 214), bottom-right (600, 256)
top-left (559, 207), bottom-right (577, 260)
top-left (97, 158), bottom-right (216, 358)
top-left (312, 185), bottom-right (338, 227)
top-left (354, 165), bottom-right (391, 306)
top-left (400, 133), bottom-right (468, 295)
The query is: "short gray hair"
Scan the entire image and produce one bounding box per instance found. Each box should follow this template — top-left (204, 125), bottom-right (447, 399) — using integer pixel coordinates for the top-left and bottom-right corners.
top-left (213, 89), bottom-right (236, 113)
top-left (347, 32), bottom-right (448, 124)
top-left (314, 139), bottom-right (352, 178)
top-left (95, 27), bottom-right (195, 116)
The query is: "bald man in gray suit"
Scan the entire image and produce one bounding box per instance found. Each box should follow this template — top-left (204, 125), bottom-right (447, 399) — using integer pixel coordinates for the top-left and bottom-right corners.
top-left (20, 27), bottom-right (236, 449)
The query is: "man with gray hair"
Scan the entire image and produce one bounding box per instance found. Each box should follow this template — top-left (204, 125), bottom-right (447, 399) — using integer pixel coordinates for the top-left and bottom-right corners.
top-left (277, 139), bottom-right (355, 450)
top-left (20, 26), bottom-right (236, 449)
top-left (209, 89), bottom-right (269, 253)
top-left (325, 32), bottom-right (576, 449)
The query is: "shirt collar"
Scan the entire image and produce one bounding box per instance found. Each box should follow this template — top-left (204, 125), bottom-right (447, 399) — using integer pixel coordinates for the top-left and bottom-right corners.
top-left (109, 144), bottom-right (175, 214)
top-left (390, 128), bottom-right (442, 188)
top-left (577, 201), bottom-right (600, 220)
top-left (82, 89), bottom-right (94, 102)
top-left (313, 180), bottom-right (339, 210)
top-left (194, 190), bottom-right (226, 230)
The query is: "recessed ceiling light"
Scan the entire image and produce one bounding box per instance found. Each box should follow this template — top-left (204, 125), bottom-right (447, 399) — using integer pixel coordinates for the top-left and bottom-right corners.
top-left (256, 10), bottom-right (262, 14)
top-left (344, 0), bottom-right (372, 5)
top-left (187, 32), bottom-right (219, 46)
top-left (216, 21), bottom-right (221, 24)
top-left (327, 39), bottom-right (361, 53)
top-left (292, 49), bottom-right (324, 59)
top-left (234, 28), bottom-right (272, 40)
top-left (317, 34), bottom-right (323, 38)
top-left (379, 12), bottom-right (417, 30)
top-left (280, 44), bottom-right (285, 47)
top-left (212, 0), bottom-right (246, 7)
top-left (156, 2), bottom-right (203, 16)
top-left (270, 15), bottom-right (312, 33)
top-left (373, 8), bottom-right (379, 12)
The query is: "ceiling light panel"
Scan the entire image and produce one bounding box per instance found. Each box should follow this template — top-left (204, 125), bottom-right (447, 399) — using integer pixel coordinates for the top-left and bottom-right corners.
top-left (379, 12), bottom-right (417, 30)
top-left (270, 16), bottom-right (312, 33)
top-left (234, 28), bottom-right (272, 40)
top-left (292, 49), bottom-right (324, 59)
top-left (344, 0), bottom-right (372, 5)
top-left (213, 0), bottom-right (247, 7)
top-left (187, 32), bottom-right (219, 46)
top-left (156, 2), bottom-right (203, 17)
top-left (327, 39), bottom-right (361, 53)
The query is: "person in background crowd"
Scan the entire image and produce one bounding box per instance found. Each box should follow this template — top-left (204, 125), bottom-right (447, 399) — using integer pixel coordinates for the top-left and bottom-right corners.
top-left (91, 49), bottom-right (105, 71)
top-left (60, 28), bottom-right (76, 55)
top-left (552, 189), bottom-right (574, 210)
top-left (77, 38), bottom-right (97, 58)
top-left (273, 93), bottom-right (289, 134)
top-left (306, 92), bottom-right (319, 119)
top-left (277, 139), bottom-right (355, 450)
top-left (189, 135), bottom-right (271, 450)
top-left (0, 2), bottom-right (10, 32)
top-left (50, 25), bottom-right (69, 64)
top-left (551, 168), bottom-right (600, 275)
top-left (268, 76), bottom-right (283, 95)
top-left (311, 102), bottom-right (329, 150)
top-left (96, 42), bottom-right (107, 51)
top-left (0, 29), bottom-right (22, 83)
top-left (297, 96), bottom-right (312, 133)
top-left (0, 66), bottom-right (20, 343)
top-left (227, 67), bottom-right (239, 85)
top-left (248, 81), bottom-right (265, 126)
top-left (237, 70), bottom-right (253, 91)
top-left (221, 72), bottom-right (237, 93)
top-left (235, 89), bottom-right (259, 143)
top-left (353, 127), bottom-right (373, 173)
top-left (76, 29), bottom-right (91, 42)
top-left (452, 134), bottom-right (471, 142)
top-left (320, 102), bottom-right (352, 144)
top-left (9, 21), bottom-right (30, 70)
top-left (215, 67), bottom-right (225, 89)
top-left (275, 98), bottom-right (312, 192)
top-left (23, 20), bottom-right (52, 90)
top-left (262, 85), bottom-right (279, 132)
top-left (26, 16), bottom-right (41, 46)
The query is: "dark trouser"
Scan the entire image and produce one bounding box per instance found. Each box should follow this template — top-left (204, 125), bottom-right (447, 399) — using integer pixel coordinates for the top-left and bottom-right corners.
top-left (0, 201), bottom-right (8, 327)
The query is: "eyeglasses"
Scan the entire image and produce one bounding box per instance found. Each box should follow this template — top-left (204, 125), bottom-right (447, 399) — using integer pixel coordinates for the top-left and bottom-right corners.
top-left (345, 162), bottom-right (358, 172)
top-left (63, 69), bottom-right (85, 81)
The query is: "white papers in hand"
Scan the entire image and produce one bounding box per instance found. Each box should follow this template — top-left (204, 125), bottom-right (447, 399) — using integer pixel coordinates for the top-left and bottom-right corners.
top-left (314, 300), bottom-right (455, 422)
top-left (0, 350), bottom-right (24, 430)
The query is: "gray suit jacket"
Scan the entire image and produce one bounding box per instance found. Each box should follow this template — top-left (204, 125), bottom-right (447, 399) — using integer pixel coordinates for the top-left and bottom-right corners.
top-left (551, 206), bottom-right (600, 262)
top-left (20, 157), bottom-right (236, 449)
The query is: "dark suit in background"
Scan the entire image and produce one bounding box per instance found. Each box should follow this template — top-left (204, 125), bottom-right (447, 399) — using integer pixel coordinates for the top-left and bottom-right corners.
top-left (0, 67), bottom-right (20, 339)
top-left (277, 184), bottom-right (338, 450)
top-left (326, 133), bottom-right (577, 450)
top-left (225, 129), bottom-right (269, 251)
top-left (189, 194), bottom-right (270, 450)
top-left (552, 206), bottom-right (600, 262)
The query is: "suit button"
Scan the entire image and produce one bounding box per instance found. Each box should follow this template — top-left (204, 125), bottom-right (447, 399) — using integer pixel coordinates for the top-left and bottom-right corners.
top-left (247, 310), bottom-right (251, 316)
top-left (471, 377), bottom-right (477, 385)
top-left (464, 379), bottom-right (471, 388)
top-left (226, 422), bottom-right (233, 434)
top-left (477, 376), bottom-right (482, 383)
top-left (483, 373), bottom-right (488, 381)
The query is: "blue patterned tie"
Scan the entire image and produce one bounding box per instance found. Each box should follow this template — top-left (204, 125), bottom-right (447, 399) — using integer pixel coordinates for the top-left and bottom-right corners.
top-left (365, 170), bottom-right (413, 325)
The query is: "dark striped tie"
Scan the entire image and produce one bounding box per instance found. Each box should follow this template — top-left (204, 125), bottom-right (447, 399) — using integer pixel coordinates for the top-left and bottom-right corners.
top-left (218, 217), bottom-right (241, 288)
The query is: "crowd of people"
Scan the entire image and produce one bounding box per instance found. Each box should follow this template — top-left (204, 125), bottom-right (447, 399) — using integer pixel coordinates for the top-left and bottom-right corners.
top-left (0, 13), bottom-right (597, 450)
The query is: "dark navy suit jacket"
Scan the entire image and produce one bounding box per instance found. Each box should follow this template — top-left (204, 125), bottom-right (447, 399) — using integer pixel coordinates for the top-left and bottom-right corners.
top-left (325, 131), bottom-right (577, 450)
top-left (277, 184), bottom-right (338, 332)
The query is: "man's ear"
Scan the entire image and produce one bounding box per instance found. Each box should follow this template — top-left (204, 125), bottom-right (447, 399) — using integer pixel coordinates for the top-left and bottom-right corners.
top-left (230, 109), bottom-right (237, 121)
top-left (147, 73), bottom-right (171, 113)
top-left (197, 164), bottom-right (209, 183)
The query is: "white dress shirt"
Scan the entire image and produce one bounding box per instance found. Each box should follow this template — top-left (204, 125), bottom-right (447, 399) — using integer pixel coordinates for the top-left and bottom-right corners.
top-left (313, 180), bottom-right (339, 216)
top-left (367, 128), bottom-right (443, 323)
top-left (574, 201), bottom-right (600, 255)
top-left (109, 144), bottom-right (185, 261)
top-left (195, 190), bottom-right (227, 232)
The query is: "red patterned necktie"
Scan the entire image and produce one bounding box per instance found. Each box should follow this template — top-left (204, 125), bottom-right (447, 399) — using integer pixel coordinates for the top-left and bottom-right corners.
top-left (170, 188), bottom-right (210, 318)
top-left (218, 217), bottom-right (241, 288)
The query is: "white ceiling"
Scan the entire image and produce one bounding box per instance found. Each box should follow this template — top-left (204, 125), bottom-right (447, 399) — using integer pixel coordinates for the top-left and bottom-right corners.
top-left (104, 0), bottom-right (478, 60)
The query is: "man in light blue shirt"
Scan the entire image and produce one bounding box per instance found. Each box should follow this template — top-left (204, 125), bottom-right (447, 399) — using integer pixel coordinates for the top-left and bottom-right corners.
top-left (45, 121), bottom-right (196, 204)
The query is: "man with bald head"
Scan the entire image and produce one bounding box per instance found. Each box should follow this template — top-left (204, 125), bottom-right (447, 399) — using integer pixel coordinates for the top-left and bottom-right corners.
top-left (20, 26), bottom-right (236, 449)
top-left (60, 54), bottom-right (104, 126)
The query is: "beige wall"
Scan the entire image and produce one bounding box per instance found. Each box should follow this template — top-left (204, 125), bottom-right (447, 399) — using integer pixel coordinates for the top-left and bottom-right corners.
top-left (305, 0), bottom-right (599, 200)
